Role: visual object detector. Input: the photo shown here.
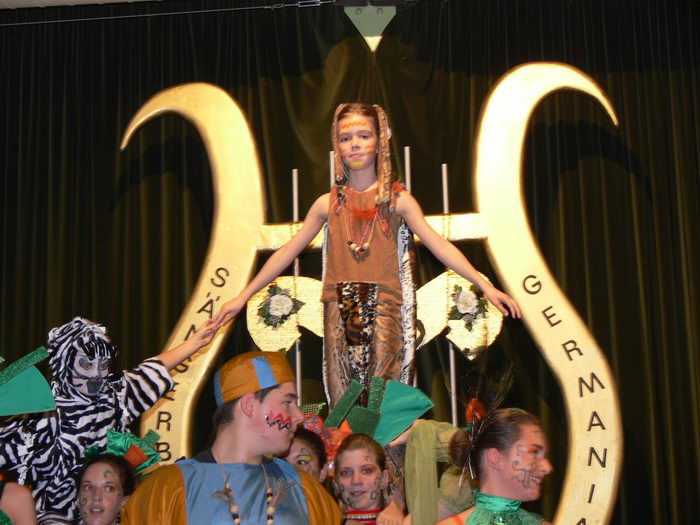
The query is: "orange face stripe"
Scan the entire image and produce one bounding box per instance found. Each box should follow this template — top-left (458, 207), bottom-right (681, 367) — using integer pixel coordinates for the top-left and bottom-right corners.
top-left (339, 119), bottom-right (372, 130)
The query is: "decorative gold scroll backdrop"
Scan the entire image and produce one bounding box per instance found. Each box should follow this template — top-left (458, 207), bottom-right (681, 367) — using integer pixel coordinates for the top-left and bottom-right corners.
top-left (473, 63), bottom-right (622, 525)
top-left (122, 63), bottom-right (622, 524)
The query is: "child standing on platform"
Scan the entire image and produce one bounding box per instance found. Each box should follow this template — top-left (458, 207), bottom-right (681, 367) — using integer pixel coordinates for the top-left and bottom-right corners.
top-left (214, 103), bottom-right (520, 406)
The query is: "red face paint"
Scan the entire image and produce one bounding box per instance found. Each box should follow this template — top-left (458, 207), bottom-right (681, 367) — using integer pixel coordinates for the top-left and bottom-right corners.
top-left (265, 411), bottom-right (293, 431)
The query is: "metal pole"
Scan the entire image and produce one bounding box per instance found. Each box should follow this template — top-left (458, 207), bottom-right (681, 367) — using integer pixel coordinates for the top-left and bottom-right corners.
top-left (442, 163), bottom-right (458, 426)
top-left (292, 168), bottom-right (302, 405)
top-left (404, 146), bottom-right (412, 194)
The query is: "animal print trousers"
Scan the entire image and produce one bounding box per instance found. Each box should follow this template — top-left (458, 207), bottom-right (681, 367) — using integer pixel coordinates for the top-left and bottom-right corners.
top-left (323, 281), bottom-right (404, 408)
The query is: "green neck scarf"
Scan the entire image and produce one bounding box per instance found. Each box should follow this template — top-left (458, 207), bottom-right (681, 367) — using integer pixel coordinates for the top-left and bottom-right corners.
top-left (467, 490), bottom-right (544, 525)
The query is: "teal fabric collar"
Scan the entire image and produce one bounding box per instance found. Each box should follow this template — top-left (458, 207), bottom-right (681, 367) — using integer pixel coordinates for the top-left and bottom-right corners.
top-left (467, 490), bottom-right (544, 525)
top-left (474, 490), bottom-right (522, 513)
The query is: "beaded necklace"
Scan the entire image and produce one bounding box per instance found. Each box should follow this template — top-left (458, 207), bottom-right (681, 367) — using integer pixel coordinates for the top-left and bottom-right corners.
top-left (343, 507), bottom-right (382, 524)
top-left (211, 455), bottom-right (276, 525)
top-left (341, 186), bottom-right (390, 258)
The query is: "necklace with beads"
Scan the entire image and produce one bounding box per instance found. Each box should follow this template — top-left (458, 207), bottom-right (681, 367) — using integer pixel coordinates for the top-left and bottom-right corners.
top-left (342, 187), bottom-right (390, 258)
top-left (343, 508), bottom-right (382, 524)
top-left (211, 454), bottom-right (276, 525)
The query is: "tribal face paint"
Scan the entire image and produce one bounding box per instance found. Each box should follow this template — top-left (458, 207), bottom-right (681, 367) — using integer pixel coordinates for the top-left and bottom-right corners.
top-left (339, 119), bottom-right (371, 130)
top-left (333, 449), bottom-right (387, 511)
top-left (265, 411), bottom-right (293, 431)
top-left (255, 382), bottom-right (303, 455)
top-left (284, 441), bottom-right (321, 480)
top-left (499, 424), bottom-right (553, 501)
top-left (78, 462), bottom-right (128, 525)
top-left (337, 114), bottom-right (378, 173)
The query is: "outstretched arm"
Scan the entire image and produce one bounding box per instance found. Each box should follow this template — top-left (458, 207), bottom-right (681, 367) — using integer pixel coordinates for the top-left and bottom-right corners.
top-left (213, 193), bottom-right (329, 329)
top-left (396, 192), bottom-right (521, 318)
top-left (154, 319), bottom-right (217, 371)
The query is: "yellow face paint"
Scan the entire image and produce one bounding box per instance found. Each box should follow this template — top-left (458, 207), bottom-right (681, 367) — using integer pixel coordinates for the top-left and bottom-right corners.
top-left (339, 119), bottom-right (371, 130)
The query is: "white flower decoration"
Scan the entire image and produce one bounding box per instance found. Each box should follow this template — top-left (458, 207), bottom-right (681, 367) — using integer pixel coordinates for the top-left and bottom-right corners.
top-left (455, 289), bottom-right (479, 315)
top-left (269, 294), bottom-right (294, 317)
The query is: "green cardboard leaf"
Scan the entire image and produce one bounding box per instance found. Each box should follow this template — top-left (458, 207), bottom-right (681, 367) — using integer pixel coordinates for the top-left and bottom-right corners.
top-left (346, 406), bottom-right (381, 436)
top-left (0, 366), bottom-right (55, 416)
top-left (373, 380), bottom-right (433, 446)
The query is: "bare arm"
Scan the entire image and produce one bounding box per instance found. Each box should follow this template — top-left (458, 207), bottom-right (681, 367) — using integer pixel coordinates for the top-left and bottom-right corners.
top-left (435, 509), bottom-right (470, 525)
top-left (377, 501), bottom-right (404, 525)
top-left (154, 319), bottom-right (217, 371)
top-left (396, 192), bottom-right (520, 318)
top-left (2, 482), bottom-right (38, 525)
top-left (213, 193), bottom-right (329, 328)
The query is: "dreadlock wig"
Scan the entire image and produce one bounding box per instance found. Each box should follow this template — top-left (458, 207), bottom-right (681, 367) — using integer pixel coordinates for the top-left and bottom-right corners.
top-left (0, 317), bottom-right (174, 523)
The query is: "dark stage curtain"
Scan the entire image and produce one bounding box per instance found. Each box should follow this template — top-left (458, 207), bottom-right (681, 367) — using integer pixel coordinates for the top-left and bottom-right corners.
top-left (1, 0), bottom-right (698, 523)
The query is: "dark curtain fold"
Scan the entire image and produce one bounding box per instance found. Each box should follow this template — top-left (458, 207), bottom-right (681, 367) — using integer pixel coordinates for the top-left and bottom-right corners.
top-left (1, 0), bottom-right (699, 523)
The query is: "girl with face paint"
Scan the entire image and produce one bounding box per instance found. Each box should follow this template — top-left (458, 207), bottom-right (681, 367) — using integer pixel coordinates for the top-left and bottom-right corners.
top-left (435, 409), bottom-right (553, 525)
top-left (333, 434), bottom-right (403, 525)
top-left (283, 427), bottom-right (329, 483)
top-left (213, 103), bottom-right (520, 408)
top-left (76, 455), bottom-right (134, 525)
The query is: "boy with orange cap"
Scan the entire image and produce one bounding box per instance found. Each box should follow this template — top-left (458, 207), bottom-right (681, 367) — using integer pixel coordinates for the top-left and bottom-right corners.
top-left (122, 351), bottom-right (341, 524)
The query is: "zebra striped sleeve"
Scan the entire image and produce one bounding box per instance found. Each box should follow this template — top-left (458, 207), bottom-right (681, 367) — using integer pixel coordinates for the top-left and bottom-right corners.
top-left (122, 358), bottom-right (174, 422)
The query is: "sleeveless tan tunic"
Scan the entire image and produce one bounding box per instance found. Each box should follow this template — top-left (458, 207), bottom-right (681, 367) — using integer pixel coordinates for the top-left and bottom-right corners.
top-left (322, 183), bottom-right (409, 406)
top-left (322, 185), bottom-right (403, 303)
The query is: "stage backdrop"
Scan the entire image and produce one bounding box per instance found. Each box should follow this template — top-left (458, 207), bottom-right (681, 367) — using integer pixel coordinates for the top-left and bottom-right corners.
top-left (1, 1), bottom-right (698, 523)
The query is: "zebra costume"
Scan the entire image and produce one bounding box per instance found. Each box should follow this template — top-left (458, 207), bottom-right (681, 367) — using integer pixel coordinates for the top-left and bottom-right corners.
top-left (0, 317), bottom-right (173, 524)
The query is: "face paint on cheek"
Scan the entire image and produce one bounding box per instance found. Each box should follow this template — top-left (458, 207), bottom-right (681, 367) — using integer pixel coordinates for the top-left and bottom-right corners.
top-left (369, 471), bottom-right (382, 501)
top-left (79, 495), bottom-right (89, 520)
top-left (511, 459), bottom-right (537, 488)
top-left (264, 411), bottom-right (293, 431)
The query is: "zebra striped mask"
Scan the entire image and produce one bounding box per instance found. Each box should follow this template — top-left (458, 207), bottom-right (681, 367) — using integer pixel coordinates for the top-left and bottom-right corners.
top-left (47, 317), bottom-right (117, 398)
